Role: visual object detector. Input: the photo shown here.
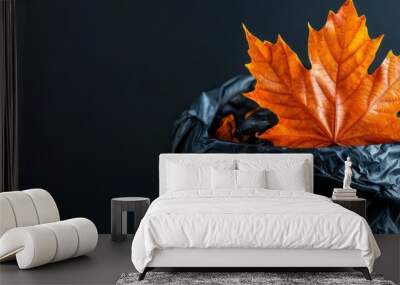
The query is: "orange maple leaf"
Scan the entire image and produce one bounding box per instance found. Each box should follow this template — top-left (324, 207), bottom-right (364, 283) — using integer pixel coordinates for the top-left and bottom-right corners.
top-left (214, 114), bottom-right (238, 142)
top-left (237, 0), bottom-right (400, 148)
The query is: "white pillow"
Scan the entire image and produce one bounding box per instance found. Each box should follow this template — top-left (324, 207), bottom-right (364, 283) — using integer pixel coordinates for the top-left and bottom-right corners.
top-left (236, 169), bottom-right (267, 189)
top-left (167, 162), bottom-right (209, 191)
top-left (211, 169), bottom-right (268, 190)
top-left (211, 169), bottom-right (236, 190)
top-left (166, 160), bottom-right (235, 192)
top-left (237, 159), bottom-right (308, 192)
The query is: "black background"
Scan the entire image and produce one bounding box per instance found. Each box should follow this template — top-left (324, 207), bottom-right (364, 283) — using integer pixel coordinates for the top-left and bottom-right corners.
top-left (16, 0), bottom-right (400, 233)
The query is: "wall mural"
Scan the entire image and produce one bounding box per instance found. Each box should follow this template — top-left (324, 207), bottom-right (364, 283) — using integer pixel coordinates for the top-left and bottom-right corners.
top-left (171, 0), bottom-right (400, 234)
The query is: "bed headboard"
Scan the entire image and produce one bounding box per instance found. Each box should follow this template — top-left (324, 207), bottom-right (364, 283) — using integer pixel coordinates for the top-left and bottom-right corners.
top-left (159, 153), bottom-right (314, 196)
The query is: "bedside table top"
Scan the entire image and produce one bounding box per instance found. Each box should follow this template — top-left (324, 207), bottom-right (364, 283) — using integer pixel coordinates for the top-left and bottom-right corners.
top-left (112, 197), bottom-right (149, 202)
top-left (331, 197), bottom-right (366, 202)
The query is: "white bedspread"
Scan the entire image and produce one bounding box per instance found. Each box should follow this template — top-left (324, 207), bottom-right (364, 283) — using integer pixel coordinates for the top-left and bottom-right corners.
top-left (131, 190), bottom-right (380, 272)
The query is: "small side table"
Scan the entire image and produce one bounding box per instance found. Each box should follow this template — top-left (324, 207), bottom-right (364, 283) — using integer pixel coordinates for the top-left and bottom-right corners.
top-left (111, 197), bottom-right (150, 242)
top-left (331, 197), bottom-right (366, 218)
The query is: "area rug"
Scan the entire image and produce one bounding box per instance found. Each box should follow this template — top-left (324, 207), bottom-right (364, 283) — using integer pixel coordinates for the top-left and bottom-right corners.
top-left (116, 272), bottom-right (396, 285)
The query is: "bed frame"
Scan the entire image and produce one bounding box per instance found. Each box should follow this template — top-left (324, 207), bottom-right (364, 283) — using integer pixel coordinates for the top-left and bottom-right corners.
top-left (139, 154), bottom-right (371, 280)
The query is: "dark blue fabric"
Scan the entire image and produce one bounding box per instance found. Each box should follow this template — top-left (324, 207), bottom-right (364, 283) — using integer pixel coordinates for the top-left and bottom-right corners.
top-left (171, 74), bottom-right (400, 234)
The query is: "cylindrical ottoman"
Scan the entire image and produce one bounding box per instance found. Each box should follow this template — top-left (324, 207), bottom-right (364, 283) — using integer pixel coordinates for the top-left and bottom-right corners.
top-left (111, 197), bottom-right (150, 242)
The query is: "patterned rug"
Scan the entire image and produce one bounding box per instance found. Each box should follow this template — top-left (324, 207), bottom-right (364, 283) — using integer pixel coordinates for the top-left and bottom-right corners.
top-left (116, 271), bottom-right (396, 285)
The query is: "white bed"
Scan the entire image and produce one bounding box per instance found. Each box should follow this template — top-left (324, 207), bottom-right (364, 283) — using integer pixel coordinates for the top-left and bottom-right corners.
top-left (131, 154), bottom-right (380, 280)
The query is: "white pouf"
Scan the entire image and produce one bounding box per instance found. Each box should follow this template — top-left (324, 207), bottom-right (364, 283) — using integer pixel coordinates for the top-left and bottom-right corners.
top-left (0, 189), bottom-right (98, 269)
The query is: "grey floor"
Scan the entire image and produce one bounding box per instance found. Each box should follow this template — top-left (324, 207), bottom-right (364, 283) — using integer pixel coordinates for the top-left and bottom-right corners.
top-left (1, 234), bottom-right (399, 285)
top-left (0, 234), bottom-right (134, 285)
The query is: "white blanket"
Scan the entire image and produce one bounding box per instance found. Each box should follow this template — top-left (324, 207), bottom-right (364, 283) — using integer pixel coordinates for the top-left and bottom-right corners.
top-left (131, 190), bottom-right (380, 272)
